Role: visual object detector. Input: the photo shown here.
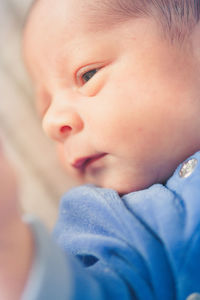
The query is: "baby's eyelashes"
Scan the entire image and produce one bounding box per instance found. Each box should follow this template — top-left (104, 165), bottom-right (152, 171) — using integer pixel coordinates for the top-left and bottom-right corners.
top-left (81, 69), bottom-right (99, 84)
top-left (76, 64), bottom-right (102, 86)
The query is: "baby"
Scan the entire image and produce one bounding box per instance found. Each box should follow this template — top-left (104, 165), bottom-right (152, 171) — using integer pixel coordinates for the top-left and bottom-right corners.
top-left (1, 0), bottom-right (200, 299)
top-left (23, 0), bottom-right (200, 195)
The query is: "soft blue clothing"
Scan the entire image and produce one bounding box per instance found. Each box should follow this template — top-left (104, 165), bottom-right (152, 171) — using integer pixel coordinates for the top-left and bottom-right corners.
top-left (22, 151), bottom-right (200, 300)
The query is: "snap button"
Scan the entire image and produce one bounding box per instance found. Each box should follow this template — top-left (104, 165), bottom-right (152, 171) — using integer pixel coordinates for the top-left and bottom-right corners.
top-left (179, 158), bottom-right (198, 178)
top-left (186, 293), bottom-right (200, 300)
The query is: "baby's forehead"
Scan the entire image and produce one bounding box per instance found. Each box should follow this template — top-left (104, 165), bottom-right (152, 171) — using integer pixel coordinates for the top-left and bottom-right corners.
top-left (24, 0), bottom-right (121, 83)
top-left (24, 0), bottom-right (121, 65)
top-left (26, 0), bottom-right (128, 38)
top-left (24, 0), bottom-right (85, 52)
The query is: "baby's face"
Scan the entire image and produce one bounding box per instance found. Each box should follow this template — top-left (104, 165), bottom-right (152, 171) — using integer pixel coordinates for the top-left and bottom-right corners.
top-left (24, 0), bottom-right (200, 194)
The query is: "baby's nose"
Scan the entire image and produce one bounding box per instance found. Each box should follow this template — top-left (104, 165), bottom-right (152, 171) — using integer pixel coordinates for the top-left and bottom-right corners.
top-left (42, 106), bottom-right (84, 143)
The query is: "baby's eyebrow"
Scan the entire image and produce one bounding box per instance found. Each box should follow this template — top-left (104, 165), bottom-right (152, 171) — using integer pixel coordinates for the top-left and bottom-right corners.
top-left (51, 55), bottom-right (75, 88)
top-left (49, 49), bottom-right (69, 76)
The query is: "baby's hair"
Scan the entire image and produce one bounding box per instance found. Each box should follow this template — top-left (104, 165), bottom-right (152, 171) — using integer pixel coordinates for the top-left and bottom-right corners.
top-left (28, 0), bottom-right (200, 44)
top-left (85, 0), bottom-right (200, 44)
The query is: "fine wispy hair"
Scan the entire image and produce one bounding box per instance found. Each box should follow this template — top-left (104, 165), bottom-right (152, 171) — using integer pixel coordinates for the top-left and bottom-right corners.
top-left (27, 0), bottom-right (200, 44)
top-left (85, 0), bottom-right (200, 44)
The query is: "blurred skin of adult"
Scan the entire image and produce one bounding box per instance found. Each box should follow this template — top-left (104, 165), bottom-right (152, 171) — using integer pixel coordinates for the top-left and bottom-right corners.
top-left (0, 144), bottom-right (33, 300)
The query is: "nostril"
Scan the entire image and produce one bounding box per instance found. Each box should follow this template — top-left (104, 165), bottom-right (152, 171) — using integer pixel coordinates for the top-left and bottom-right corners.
top-left (60, 125), bottom-right (72, 134)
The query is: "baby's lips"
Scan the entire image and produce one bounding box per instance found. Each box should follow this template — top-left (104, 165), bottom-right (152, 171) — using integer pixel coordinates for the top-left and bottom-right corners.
top-left (72, 157), bottom-right (88, 169)
top-left (72, 153), bottom-right (107, 170)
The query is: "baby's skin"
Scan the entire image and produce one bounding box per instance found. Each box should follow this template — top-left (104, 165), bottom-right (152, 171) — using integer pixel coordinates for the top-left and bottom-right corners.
top-left (23, 0), bottom-right (200, 195)
top-left (1, 0), bottom-right (200, 299)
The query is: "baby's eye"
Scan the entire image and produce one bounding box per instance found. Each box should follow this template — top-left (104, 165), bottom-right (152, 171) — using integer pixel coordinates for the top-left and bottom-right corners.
top-left (81, 69), bottom-right (99, 84)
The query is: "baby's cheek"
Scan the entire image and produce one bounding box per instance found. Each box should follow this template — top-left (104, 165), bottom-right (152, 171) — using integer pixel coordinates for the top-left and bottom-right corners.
top-left (56, 143), bottom-right (84, 182)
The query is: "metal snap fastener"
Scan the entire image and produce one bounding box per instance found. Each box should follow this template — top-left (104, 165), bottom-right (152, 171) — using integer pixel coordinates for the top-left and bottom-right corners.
top-left (179, 158), bottom-right (198, 178)
top-left (186, 293), bottom-right (200, 300)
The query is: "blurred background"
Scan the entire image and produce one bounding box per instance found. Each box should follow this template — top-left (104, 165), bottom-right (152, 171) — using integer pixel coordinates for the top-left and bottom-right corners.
top-left (0, 0), bottom-right (76, 228)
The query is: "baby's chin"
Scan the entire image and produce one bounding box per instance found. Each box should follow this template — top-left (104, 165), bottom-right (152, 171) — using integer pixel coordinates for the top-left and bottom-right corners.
top-left (80, 171), bottom-right (159, 196)
top-left (66, 157), bottom-right (173, 195)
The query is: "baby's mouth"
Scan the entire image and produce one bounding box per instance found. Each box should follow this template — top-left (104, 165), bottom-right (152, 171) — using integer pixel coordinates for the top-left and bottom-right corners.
top-left (72, 153), bottom-right (107, 171)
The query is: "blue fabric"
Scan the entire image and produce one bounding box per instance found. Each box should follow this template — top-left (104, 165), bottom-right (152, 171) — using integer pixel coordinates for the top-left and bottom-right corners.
top-left (21, 216), bottom-right (72, 300)
top-left (53, 151), bottom-right (200, 300)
